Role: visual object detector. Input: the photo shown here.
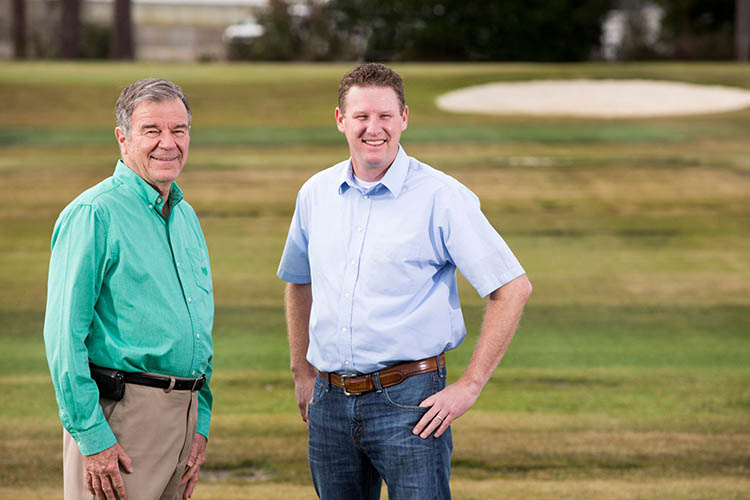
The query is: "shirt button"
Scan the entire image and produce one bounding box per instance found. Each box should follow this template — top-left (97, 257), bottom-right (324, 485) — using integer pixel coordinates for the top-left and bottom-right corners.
top-left (341, 327), bottom-right (346, 332)
top-left (344, 292), bottom-right (350, 298)
top-left (157, 197), bottom-right (162, 203)
top-left (176, 262), bottom-right (180, 267)
top-left (363, 194), bottom-right (369, 200)
top-left (350, 259), bottom-right (355, 265)
top-left (148, 204), bottom-right (153, 209)
top-left (344, 361), bottom-right (349, 365)
top-left (192, 371), bottom-right (196, 375)
top-left (196, 333), bottom-right (200, 338)
top-left (187, 297), bottom-right (192, 303)
top-left (356, 226), bottom-right (362, 232)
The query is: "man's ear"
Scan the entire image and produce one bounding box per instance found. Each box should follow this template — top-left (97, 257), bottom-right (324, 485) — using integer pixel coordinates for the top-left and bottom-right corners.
top-left (400, 105), bottom-right (409, 132)
top-left (114, 127), bottom-right (127, 156)
top-left (335, 107), bottom-right (345, 133)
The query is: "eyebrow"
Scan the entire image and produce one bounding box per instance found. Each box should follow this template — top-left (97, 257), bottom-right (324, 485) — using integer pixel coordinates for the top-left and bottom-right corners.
top-left (139, 123), bottom-right (189, 130)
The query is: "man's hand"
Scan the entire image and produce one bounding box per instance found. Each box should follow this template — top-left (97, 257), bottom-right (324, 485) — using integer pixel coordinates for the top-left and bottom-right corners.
top-left (412, 274), bottom-right (532, 440)
top-left (84, 442), bottom-right (133, 500)
top-left (180, 433), bottom-right (207, 499)
top-left (412, 378), bottom-right (481, 439)
top-left (293, 370), bottom-right (317, 424)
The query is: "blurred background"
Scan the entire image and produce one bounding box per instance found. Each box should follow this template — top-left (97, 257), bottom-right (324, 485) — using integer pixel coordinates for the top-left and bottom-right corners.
top-left (1, 1), bottom-right (749, 500)
top-left (1, 0), bottom-right (749, 63)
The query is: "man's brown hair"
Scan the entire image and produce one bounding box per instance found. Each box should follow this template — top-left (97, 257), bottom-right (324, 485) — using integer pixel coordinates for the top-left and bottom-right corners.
top-left (337, 63), bottom-right (405, 114)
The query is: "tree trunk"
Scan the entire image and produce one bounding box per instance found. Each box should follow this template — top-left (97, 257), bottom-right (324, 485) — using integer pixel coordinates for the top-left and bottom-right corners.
top-left (738, 0), bottom-right (750, 61)
top-left (111, 0), bottom-right (134, 59)
top-left (12, 0), bottom-right (26, 58)
top-left (59, 0), bottom-right (81, 58)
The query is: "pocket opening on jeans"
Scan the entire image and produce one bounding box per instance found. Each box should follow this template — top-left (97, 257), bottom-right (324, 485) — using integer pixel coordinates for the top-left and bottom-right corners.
top-left (382, 372), bottom-right (439, 411)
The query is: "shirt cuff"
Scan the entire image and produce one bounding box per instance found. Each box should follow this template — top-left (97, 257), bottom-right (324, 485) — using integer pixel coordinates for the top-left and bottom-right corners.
top-left (277, 269), bottom-right (311, 284)
top-left (70, 420), bottom-right (118, 456)
top-left (197, 410), bottom-right (211, 440)
top-left (476, 265), bottom-right (526, 298)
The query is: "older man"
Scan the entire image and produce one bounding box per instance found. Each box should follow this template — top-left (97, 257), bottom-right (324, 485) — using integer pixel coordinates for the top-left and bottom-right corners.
top-left (44, 79), bottom-right (213, 500)
top-left (278, 63), bottom-right (532, 499)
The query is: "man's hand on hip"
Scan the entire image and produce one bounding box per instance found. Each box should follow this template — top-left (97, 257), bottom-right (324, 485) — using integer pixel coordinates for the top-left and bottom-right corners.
top-left (412, 378), bottom-right (481, 439)
top-left (84, 442), bottom-right (133, 500)
top-left (180, 433), bottom-right (207, 498)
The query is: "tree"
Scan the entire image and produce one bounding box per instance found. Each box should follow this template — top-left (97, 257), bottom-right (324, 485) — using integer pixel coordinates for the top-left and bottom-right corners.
top-left (12, 0), bottom-right (26, 58)
top-left (59, 0), bottom-right (81, 58)
top-left (657, 0), bottom-right (734, 59)
top-left (111, 0), bottom-right (134, 59)
top-left (327, 0), bottom-right (613, 62)
top-left (737, 0), bottom-right (750, 61)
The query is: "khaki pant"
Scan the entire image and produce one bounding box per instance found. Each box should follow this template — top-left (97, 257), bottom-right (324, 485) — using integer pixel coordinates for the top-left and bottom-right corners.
top-left (64, 382), bottom-right (198, 500)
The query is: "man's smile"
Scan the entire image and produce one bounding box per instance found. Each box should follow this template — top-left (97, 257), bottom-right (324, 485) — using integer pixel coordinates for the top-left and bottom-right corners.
top-left (362, 139), bottom-right (386, 146)
top-left (150, 153), bottom-right (179, 161)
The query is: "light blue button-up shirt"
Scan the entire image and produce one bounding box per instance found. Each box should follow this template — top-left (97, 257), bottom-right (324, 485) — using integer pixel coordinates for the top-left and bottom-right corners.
top-left (278, 146), bottom-right (524, 374)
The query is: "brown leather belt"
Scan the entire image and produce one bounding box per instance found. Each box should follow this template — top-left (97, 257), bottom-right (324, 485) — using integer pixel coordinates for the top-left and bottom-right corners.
top-left (320, 353), bottom-right (445, 396)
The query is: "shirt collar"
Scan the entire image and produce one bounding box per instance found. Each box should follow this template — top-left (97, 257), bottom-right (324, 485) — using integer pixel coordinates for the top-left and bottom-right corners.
top-left (114, 160), bottom-right (183, 210)
top-left (337, 145), bottom-right (409, 198)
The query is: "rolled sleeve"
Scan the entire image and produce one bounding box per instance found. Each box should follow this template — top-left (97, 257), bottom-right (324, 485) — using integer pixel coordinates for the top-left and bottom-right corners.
top-left (438, 186), bottom-right (525, 297)
top-left (43, 204), bottom-right (116, 455)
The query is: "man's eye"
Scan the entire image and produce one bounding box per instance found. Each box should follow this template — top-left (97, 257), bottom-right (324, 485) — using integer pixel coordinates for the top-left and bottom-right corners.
top-left (145, 130), bottom-right (159, 136)
top-left (173, 130), bottom-right (185, 136)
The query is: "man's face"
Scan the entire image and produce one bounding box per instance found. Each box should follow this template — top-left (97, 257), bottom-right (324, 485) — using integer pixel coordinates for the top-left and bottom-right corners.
top-left (336, 85), bottom-right (408, 181)
top-left (115, 98), bottom-right (190, 196)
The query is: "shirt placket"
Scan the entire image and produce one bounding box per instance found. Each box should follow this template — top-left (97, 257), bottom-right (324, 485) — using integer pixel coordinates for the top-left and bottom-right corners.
top-left (166, 208), bottom-right (201, 377)
top-left (338, 188), bottom-right (374, 372)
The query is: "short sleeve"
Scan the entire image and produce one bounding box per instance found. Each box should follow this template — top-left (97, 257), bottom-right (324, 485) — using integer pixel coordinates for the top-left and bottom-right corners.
top-left (436, 185), bottom-right (525, 298)
top-left (277, 190), bottom-right (312, 284)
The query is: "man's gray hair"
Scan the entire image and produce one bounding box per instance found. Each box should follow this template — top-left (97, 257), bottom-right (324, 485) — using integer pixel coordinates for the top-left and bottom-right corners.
top-left (115, 78), bottom-right (191, 136)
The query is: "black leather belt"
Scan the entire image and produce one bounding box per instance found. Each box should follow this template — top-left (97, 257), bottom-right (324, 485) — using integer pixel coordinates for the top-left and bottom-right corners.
top-left (123, 371), bottom-right (206, 392)
top-left (90, 364), bottom-right (205, 393)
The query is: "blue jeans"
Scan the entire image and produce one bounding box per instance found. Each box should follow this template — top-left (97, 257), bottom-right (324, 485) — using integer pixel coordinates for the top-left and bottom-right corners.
top-left (307, 361), bottom-right (452, 500)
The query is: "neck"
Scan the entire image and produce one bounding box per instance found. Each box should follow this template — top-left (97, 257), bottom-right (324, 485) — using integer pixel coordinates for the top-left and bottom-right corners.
top-left (352, 165), bottom-right (389, 183)
top-left (152, 182), bottom-right (172, 199)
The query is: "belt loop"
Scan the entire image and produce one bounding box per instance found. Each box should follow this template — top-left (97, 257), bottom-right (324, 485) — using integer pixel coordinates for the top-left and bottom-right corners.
top-left (435, 355), bottom-right (444, 378)
top-left (325, 372), bottom-right (331, 392)
top-left (164, 376), bottom-right (176, 393)
top-left (372, 371), bottom-right (383, 392)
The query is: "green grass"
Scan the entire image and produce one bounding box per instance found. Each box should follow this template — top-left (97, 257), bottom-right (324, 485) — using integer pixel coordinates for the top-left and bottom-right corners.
top-left (0, 61), bottom-right (748, 499)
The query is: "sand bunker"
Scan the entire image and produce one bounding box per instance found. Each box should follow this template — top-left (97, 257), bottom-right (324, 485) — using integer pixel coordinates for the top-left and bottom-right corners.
top-left (436, 79), bottom-right (750, 118)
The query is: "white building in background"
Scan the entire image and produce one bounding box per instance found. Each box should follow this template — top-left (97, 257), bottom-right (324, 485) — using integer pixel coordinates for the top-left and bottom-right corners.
top-left (601, 2), bottom-right (664, 61)
top-left (86, 0), bottom-right (267, 60)
top-left (0, 0), bottom-right (268, 61)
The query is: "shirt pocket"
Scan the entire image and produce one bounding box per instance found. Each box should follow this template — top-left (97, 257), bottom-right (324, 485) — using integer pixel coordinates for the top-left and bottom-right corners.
top-left (186, 247), bottom-right (212, 294)
top-left (365, 241), bottom-right (425, 295)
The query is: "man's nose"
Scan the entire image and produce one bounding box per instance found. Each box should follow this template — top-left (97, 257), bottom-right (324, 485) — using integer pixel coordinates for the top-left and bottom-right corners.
top-left (158, 132), bottom-right (177, 148)
top-left (365, 118), bottom-right (379, 134)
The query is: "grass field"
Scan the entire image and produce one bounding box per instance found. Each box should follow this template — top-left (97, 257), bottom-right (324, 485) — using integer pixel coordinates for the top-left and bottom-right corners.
top-left (0, 61), bottom-right (748, 499)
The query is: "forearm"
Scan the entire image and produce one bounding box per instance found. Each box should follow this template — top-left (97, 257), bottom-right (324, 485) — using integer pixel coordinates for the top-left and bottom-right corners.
top-left (460, 274), bottom-right (532, 392)
top-left (285, 283), bottom-right (316, 378)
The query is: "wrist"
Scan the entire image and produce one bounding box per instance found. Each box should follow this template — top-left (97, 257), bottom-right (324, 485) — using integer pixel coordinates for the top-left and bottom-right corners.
top-left (457, 374), bottom-right (485, 396)
top-left (291, 362), bottom-right (317, 379)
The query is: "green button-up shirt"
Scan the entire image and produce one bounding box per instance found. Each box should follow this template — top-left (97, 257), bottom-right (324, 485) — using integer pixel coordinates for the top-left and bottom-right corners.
top-left (44, 160), bottom-right (214, 456)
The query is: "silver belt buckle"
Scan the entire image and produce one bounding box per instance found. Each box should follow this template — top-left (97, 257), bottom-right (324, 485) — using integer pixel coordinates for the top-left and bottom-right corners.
top-left (340, 373), bottom-right (362, 396)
